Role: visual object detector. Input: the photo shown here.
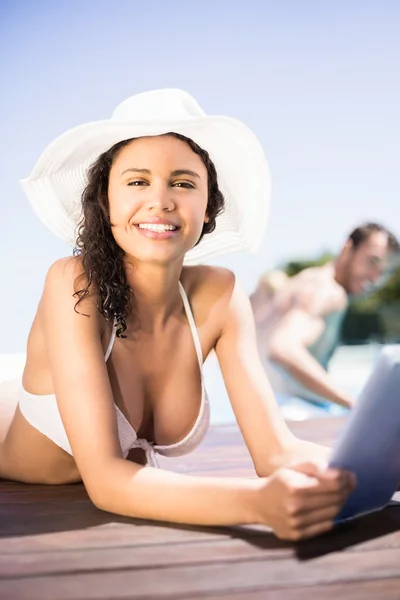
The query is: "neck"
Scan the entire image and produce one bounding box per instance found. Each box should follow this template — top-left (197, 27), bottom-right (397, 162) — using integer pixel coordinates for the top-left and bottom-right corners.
top-left (332, 254), bottom-right (347, 289)
top-left (124, 258), bottom-right (184, 332)
top-left (250, 283), bottom-right (269, 309)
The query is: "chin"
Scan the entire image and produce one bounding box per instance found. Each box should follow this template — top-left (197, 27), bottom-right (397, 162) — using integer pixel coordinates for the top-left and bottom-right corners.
top-left (351, 285), bottom-right (368, 298)
top-left (137, 248), bottom-right (187, 265)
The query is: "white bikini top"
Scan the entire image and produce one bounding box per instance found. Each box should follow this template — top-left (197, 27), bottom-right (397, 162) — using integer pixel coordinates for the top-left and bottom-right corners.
top-left (19, 282), bottom-right (210, 467)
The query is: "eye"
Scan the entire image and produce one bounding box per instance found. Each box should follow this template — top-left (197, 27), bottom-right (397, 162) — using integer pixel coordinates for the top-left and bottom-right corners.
top-left (127, 180), bottom-right (148, 187)
top-left (172, 181), bottom-right (195, 189)
top-left (368, 257), bottom-right (381, 267)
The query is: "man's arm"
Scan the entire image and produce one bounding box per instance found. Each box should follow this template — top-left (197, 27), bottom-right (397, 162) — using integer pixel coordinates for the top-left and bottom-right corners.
top-left (267, 297), bottom-right (353, 408)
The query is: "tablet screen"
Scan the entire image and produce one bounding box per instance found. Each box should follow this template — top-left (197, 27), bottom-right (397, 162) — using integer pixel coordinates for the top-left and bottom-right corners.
top-left (329, 345), bottom-right (400, 522)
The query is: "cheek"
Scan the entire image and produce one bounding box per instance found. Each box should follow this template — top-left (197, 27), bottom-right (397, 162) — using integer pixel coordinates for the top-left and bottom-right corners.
top-left (108, 187), bottom-right (135, 225)
top-left (107, 184), bottom-right (119, 222)
top-left (179, 193), bottom-right (207, 222)
top-left (194, 193), bottom-right (209, 221)
top-left (348, 257), bottom-right (362, 277)
top-left (193, 206), bottom-right (209, 232)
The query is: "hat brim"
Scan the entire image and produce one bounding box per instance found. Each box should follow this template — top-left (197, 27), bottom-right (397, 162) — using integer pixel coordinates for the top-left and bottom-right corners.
top-left (20, 116), bottom-right (271, 264)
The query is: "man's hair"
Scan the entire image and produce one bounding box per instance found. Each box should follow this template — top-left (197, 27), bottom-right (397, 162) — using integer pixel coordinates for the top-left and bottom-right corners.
top-left (348, 223), bottom-right (399, 252)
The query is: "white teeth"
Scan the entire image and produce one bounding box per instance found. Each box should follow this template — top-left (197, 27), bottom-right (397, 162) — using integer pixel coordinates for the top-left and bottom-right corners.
top-left (138, 223), bottom-right (177, 232)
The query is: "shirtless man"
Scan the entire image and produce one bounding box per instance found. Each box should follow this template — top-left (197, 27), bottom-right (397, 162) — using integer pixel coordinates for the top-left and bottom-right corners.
top-left (251, 223), bottom-right (399, 417)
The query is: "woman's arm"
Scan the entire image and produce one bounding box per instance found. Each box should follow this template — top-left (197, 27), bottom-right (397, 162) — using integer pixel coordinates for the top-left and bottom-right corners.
top-left (42, 259), bottom-right (260, 525)
top-left (214, 275), bottom-right (333, 476)
top-left (41, 259), bottom-right (351, 538)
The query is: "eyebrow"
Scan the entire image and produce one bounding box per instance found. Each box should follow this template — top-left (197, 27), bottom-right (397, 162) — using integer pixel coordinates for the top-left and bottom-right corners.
top-left (171, 169), bottom-right (200, 179)
top-left (120, 168), bottom-right (200, 178)
top-left (120, 168), bottom-right (150, 176)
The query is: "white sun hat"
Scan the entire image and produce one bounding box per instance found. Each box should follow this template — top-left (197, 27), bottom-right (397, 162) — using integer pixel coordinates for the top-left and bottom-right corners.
top-left (20, 89), bottom-right (271, 264)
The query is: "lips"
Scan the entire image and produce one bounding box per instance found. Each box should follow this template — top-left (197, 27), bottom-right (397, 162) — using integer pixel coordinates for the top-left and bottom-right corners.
top-left (137, 223), bottom-right (178, 232)
top-left (134, 218), bottom-right (181, 231)
top-left (133, 218), bottom-right (181, 240)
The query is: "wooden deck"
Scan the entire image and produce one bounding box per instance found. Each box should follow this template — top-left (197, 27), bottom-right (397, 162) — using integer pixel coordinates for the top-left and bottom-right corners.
top-left (1, 418), bottom-right (399, 599)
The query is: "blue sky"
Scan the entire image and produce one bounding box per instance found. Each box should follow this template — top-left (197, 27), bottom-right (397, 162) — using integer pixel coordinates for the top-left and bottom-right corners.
top-left (1, 0), bottom-right (399, 350)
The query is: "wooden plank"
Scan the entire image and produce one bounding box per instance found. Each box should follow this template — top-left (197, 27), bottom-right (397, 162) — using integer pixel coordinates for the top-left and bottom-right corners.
top-left (1, 494), bottom-right (399, 555)
top-left (0, 537), bottom-right (292, 578)
top-left (1, 547), bottom-right (400, 599)
top-left (0, 486), bottom-right (88, 504)
top-left (205, 578), bottom-right (400, 600)
top-left (0, 418), bottom-right (398, 600)
top-left (0, 521), bottom-right (237, 553)
top-left (1, 496), bottom-right (400, 549)
top-left (2, 519), bottom-right (400, 579)
top-left (0, 501), bottom-right (97, 518)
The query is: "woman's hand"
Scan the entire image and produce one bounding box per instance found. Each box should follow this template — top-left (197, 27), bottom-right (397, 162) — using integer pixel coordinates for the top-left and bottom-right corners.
top-left (252, 462), bottom-right (356, 540)
top-left (278, 439), bottom-right (332, 471)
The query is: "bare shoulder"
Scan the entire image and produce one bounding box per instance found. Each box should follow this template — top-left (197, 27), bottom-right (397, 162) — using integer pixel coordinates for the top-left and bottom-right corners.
top-left (182, 265), bottom-right (236, 306)
top-left (45, 255), bottom-right (85, 291)
top-left (43, 256), bottom-right (96, 310)
top-left (292, 264), bottom-right (347, 315)
top-left (24, 256), bottom-right (104, 398)
top-left (181, 266), bottom-right (236, 342)
top-left (318, 264), bottom-right (348, 311)
top-left (39, 255), bottom-right (102, 334)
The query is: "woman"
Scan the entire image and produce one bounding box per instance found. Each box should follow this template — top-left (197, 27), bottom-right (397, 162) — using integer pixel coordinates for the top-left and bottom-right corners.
top-left (0, 89), bottom-right (354, 540)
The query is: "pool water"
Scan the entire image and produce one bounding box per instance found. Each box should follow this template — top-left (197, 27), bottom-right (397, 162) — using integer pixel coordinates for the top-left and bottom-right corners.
top-left (204, 343), bottom-right (389, 423)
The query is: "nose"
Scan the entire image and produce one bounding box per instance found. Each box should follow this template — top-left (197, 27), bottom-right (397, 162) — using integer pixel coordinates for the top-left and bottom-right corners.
top-left (145, 182), bottom-right (175, 212)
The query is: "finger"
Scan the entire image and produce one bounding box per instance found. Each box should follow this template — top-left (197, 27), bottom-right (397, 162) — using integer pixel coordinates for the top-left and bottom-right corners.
top-left (320, 468), bottom-right (357, 489)
top-left (296, 471), bottom-right (355, 495)
top-left (293, 462), bottom-right (357, 489)
top-left (293, 491), bottom-right (348, 514)
top-left (288, 463), bottom-right (356, 491)
top-left (295, 504), bottom-right (342, 528)
top-left (290, 461), bottom-right (329, 476)
top-left (296, 520), bottom-right (334, 540)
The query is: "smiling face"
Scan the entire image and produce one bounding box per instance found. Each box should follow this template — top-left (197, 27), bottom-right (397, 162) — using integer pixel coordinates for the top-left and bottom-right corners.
top-left (107, 135), bottom-right (209, 264)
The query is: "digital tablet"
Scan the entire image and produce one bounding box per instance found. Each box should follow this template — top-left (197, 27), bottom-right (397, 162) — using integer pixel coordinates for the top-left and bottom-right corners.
top-left (329, 345), bottom-right (400, 523)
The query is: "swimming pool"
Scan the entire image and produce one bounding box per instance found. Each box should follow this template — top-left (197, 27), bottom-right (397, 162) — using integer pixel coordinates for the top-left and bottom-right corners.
top-left (204, 343), bottom-right (391, 423)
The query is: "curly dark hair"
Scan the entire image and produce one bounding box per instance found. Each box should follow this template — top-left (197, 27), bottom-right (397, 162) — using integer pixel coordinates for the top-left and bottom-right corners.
top-left (73, 132), bottom-right (225, 337)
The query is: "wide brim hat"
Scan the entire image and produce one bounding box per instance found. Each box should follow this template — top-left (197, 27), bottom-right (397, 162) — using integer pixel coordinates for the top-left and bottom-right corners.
top-left (20, 89), bottom-right (271, 264)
